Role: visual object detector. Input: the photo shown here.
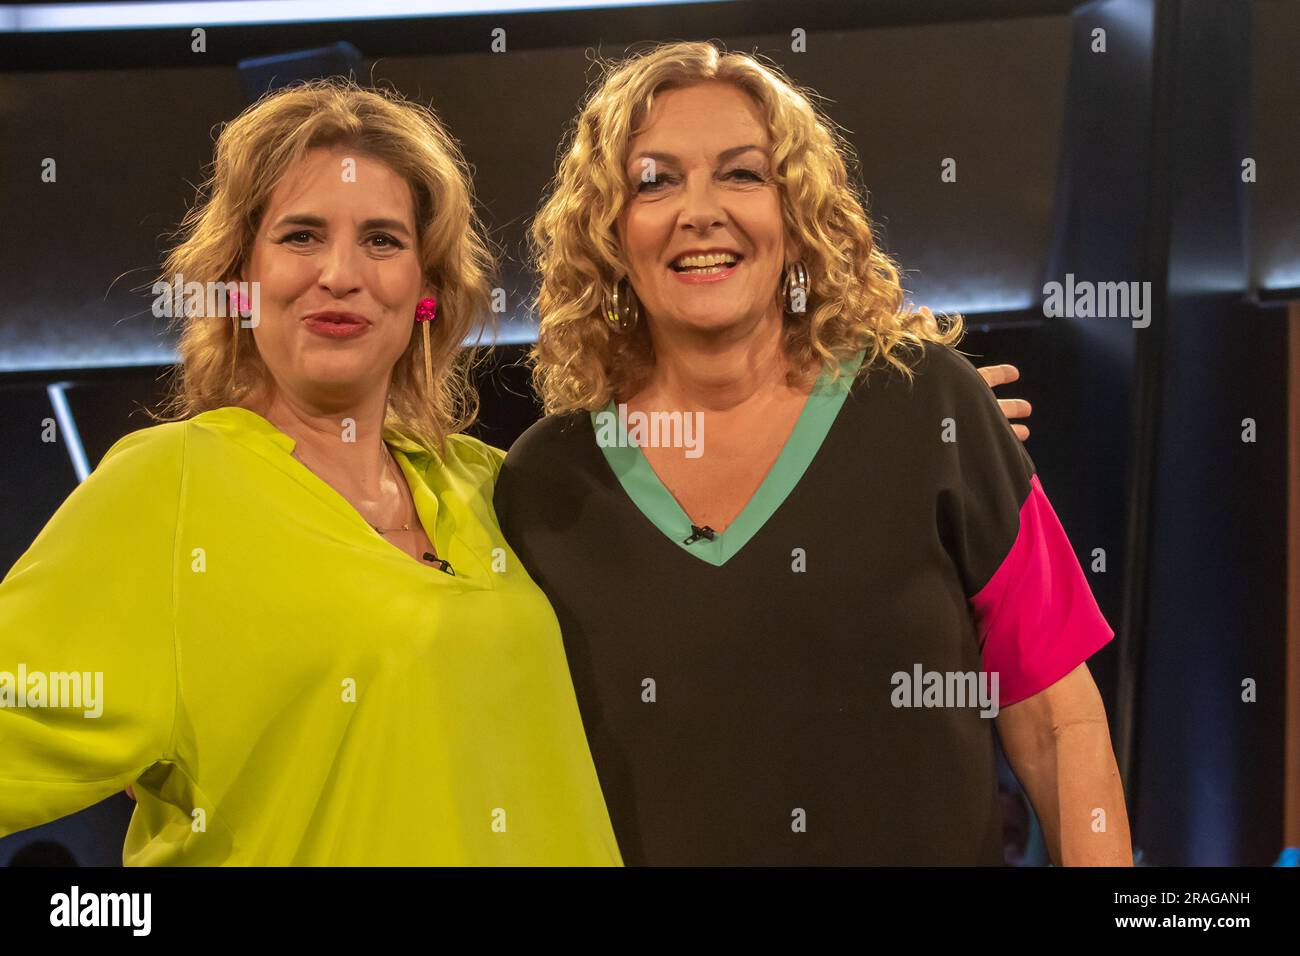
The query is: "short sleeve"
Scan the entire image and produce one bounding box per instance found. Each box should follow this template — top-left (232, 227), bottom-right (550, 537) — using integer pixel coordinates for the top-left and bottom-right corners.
top-left (927, 344), bottom-right (1114, 708)
top-left (442, 433), bottom-right (506, 485)
top-left (482, 441), bottom-right (506, 482)
top-left (0, 424), bottom-right (182, 836)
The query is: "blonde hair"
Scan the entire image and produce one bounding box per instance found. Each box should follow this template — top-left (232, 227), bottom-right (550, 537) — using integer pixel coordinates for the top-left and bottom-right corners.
top-left (528, 40), bottom-right (964, 413)
top-left (152, 77), bottom-right (496, 451)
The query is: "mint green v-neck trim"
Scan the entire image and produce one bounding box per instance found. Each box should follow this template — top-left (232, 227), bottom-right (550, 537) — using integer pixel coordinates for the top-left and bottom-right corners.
top-left (592, 350), bottom-right (866, 567)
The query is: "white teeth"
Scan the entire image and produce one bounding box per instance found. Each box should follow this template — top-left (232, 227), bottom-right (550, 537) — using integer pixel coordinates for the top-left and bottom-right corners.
top-left (673, 253), bottom-right (739, 270)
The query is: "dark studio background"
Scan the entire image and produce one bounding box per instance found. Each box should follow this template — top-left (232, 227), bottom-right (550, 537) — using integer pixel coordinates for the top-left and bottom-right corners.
top-left (0, 0), bottom-right (1296, 866)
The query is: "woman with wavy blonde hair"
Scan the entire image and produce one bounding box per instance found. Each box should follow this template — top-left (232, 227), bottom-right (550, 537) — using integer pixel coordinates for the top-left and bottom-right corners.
top-left (496, 41), bottom-right (1130, 866)
top-left (0, 78), bottom-right (620, 866)
top-left (153, 76), bottom-right (493, 449)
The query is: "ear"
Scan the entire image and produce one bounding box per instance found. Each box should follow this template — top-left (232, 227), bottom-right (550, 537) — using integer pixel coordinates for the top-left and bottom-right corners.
top-left (783, 229), bottom-right (804, 268)
top-left (612, 211), bottom-right (630, 258)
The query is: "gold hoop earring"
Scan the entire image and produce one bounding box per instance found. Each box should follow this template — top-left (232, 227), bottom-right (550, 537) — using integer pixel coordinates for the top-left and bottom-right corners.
top-left (602, 277), bottom-right (641, 331)
top-left (783, 261), bottom-right (809, 314)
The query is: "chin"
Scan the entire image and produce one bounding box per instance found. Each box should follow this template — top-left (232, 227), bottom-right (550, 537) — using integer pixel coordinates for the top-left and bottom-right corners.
top-left (667, 310), bottom-right (755, 335)
top-left (298, 360), bottom-right (379, 394)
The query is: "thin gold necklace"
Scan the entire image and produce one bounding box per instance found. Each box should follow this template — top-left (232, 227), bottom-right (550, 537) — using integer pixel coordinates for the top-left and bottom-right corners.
top-left (291, 445), bottom-right (415, 535)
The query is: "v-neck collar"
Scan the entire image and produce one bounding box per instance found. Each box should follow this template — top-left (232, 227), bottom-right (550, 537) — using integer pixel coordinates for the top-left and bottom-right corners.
top-left (591, 350), bottom-right (866, 567)
top-left (195, 404), bottom-right (432, 460)
top-left (192, 405), bottom-right (469, 579)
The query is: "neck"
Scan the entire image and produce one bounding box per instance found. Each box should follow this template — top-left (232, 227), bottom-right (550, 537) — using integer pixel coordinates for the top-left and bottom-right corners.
top-left (633, 303), bottom-right (799, 412)
top-left (245, 383), bottom-right (392, 493)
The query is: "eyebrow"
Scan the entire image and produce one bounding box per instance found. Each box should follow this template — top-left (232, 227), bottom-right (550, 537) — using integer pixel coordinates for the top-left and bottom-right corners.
top-left (628, 144), bottom-right (768, 168)
top-left (271, 214), bottom-right (413, 236)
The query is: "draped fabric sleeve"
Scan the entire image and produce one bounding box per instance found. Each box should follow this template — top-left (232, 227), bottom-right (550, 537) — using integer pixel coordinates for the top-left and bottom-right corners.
top-left (926, 344), bottom-right (1114, 708)
top-left (0, 424), bottom-right (182, 836)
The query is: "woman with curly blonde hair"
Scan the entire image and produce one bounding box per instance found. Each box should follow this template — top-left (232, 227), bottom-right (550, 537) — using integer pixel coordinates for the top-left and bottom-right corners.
top-left (0, 79), bottom-right (620, 866)
top-left (495, 41), bottom-right (1130, 866)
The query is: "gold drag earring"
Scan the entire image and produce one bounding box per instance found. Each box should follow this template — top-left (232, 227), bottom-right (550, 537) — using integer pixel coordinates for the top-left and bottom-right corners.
top-left (228, 317), bottom-right (239, 388)
top-left (603, 276), bottom-right (640, 331)
top-left (415, 295), bottom-right (438, 395)
top-left (227, 286), bottom-right (252, 389)
top-left (227, 294), bottom-right (243, 389)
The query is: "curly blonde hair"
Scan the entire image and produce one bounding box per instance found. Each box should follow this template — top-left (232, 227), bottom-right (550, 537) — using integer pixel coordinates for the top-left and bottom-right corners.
top-left (528, 40), bottom-right (964, 413)
top-left (151, 77), bottom-right (496, 451)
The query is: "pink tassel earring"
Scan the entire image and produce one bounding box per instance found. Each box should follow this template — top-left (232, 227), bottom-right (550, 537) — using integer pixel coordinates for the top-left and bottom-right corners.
top-left (415, 295), bottom-right (437, 395)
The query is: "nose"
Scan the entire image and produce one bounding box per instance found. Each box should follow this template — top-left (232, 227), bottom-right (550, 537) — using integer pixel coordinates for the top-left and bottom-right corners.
top-left (316, 237), bottom-right (364, 298)
top-left (679, 170), bottom-right (727, 233)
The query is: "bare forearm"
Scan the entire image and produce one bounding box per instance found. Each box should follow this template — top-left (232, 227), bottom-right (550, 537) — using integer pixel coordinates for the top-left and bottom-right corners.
top-left (1019, 721), bottom-right (1133, 866)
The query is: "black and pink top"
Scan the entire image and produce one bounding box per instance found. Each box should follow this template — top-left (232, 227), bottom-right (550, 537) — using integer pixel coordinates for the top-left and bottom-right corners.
top-left (495, 340), bottom-right (1114, 865)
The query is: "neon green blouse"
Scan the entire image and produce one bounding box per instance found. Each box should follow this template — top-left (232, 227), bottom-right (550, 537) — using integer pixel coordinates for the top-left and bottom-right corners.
top-left (0, 406), bottom-right (622, 866)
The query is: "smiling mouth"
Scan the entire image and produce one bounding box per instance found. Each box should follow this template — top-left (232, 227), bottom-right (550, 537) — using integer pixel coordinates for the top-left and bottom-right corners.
top-left (670, 253), bottom-right (742, 274)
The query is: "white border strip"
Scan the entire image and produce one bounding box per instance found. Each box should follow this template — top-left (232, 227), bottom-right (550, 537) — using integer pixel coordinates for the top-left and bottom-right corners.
top-left (0, 1), bottom-right (702, 33)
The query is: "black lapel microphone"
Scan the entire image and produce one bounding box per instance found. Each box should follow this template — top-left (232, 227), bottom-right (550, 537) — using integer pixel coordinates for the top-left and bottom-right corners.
top-left (682, 525), bottom-right (717, 546)
top-left (423, 554), bottom-right (455, 575)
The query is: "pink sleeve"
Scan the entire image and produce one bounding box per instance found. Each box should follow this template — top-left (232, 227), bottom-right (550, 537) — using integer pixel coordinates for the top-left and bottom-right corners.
top-left (969, 475), bottom-right (1114, 707)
